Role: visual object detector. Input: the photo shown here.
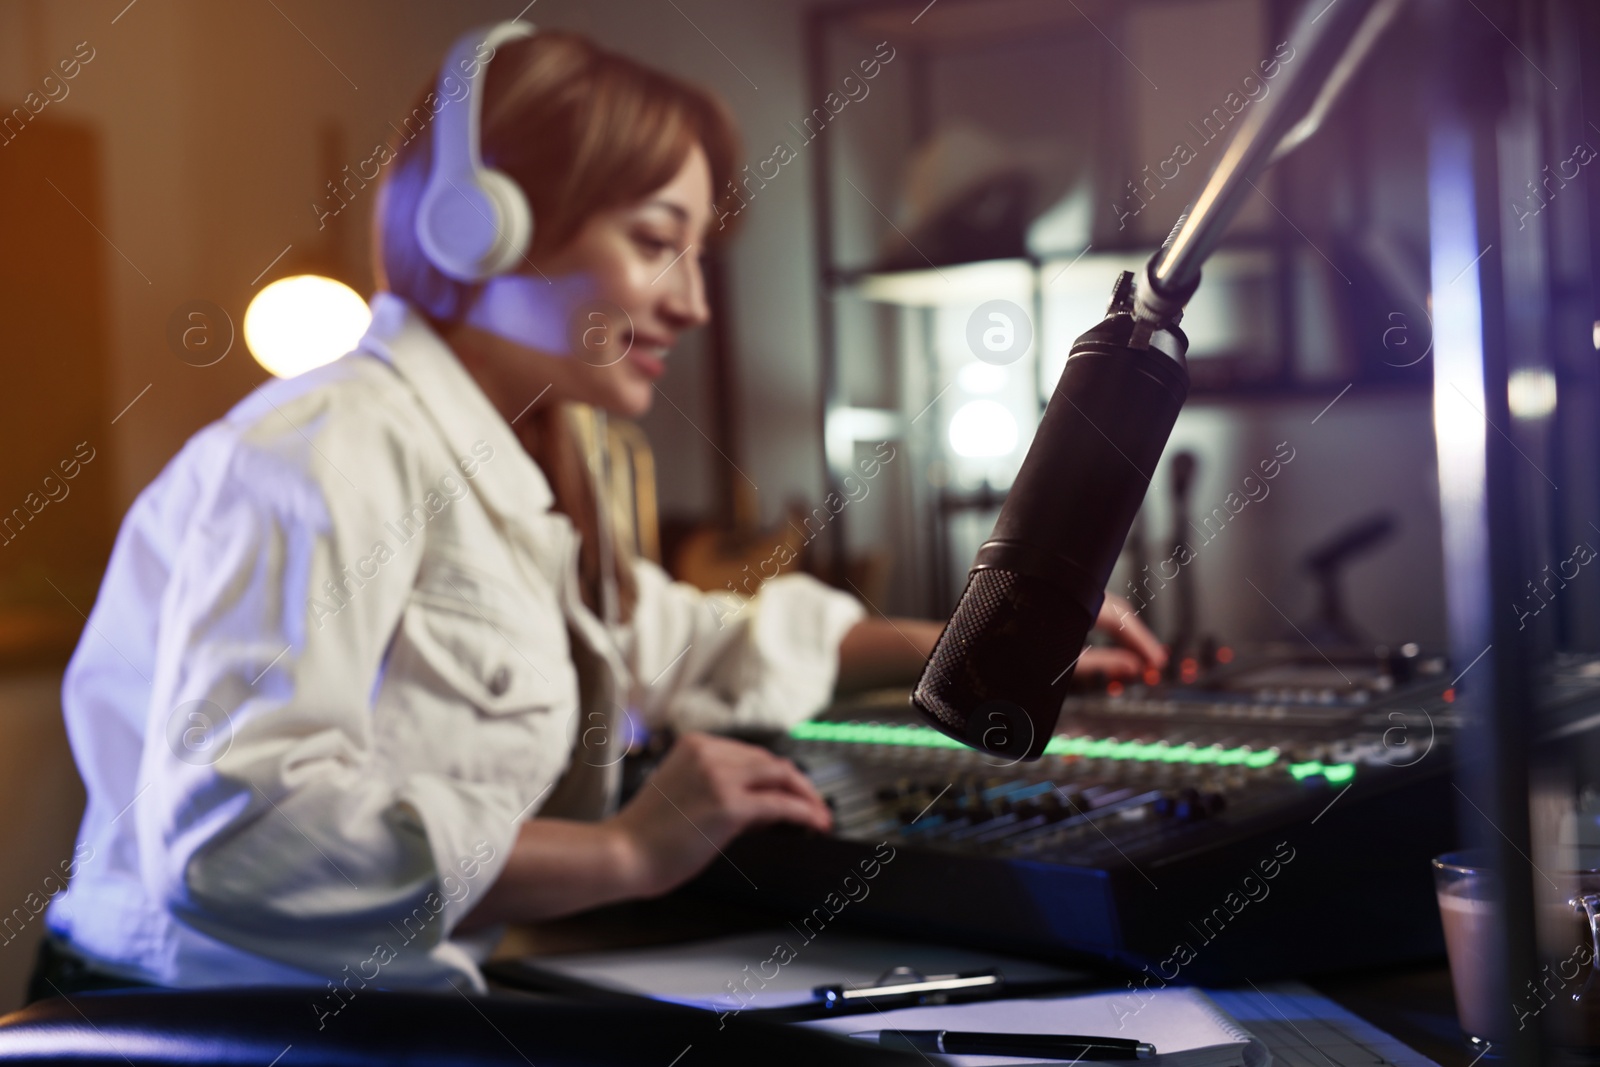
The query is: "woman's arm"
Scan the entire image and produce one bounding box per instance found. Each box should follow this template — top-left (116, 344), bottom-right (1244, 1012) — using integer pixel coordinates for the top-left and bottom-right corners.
top-left (622, 561), bottom-right (866, 733)
top-left (455, 732), bottom-right (831, 932)
top-left (834, 616), bottom-right (942, 692)
top-left (452, 818), bottom-right (643, 933)
top-left (133, 420), bottom-right (533, 976)
top-left (834, 593), bottom-right (1170, 693)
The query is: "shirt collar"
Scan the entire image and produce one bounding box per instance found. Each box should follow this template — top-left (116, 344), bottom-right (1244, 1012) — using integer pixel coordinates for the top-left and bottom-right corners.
top-left (357, 291), bottom-right (555, 518)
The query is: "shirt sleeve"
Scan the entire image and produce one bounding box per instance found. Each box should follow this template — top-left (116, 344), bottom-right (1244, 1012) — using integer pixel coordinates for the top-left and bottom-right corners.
top-left (623, 559), bottom-right (866, 733)
top-left (136, 394), bottom-right (519, 988)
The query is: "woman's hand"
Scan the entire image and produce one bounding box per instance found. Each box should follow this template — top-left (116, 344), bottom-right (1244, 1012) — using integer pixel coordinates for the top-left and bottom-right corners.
top-left (608, 732), bottom-right (833, 897)
top-left (1077, 592), bottom-right (1167, 679)
top-left (457, 733), bottom-right (831, 933)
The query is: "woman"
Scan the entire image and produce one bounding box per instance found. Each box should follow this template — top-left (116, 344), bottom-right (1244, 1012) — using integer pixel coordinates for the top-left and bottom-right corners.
top-left (33, 27), bottom-right (1163, 999)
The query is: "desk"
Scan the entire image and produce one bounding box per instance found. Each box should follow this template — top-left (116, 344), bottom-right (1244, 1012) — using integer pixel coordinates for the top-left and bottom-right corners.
top-left (491, 893), bottom-right (780, 960)
top-left (1306, 964), bottom-right (1466, 1066)
top-left (493, 895), bottom-right (1468, 1065)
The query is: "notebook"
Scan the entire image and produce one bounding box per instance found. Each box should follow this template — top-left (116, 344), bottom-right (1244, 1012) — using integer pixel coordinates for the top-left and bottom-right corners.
top-left (800, 986), bottom-right (1270, 1067)
top-left (1208, 983), bottom-right (1438, 1066)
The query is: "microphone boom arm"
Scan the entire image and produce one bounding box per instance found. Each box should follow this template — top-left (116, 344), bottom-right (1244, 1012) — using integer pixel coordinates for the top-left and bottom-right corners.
top-left (1134, 0), bottom-right (1399, 334)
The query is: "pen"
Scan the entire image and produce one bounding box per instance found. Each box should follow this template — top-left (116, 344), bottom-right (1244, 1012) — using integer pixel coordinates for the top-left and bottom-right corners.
top-left (848, 1030), bottom-right (1157, 1061)
top-left (813, 969), bottom-right (1004, 1010)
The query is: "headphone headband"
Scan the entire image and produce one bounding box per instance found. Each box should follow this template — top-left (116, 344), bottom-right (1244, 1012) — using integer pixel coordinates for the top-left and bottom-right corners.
top-left (415, 21), bottom-right (536, 282)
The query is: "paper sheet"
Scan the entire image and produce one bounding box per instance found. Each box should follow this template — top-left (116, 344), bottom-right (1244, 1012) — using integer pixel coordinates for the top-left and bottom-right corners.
top-left (517, 928), bottom-right (1089, 1012)
top-left (800, 987), bottom-right (1270, 1067)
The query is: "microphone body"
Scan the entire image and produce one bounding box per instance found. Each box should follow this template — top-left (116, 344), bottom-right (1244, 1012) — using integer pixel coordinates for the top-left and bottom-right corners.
top-left (912, 273), bottom-right (1190, 759)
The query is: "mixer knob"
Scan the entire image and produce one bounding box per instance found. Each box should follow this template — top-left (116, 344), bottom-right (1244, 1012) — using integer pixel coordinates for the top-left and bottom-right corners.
top-left (1382, 641), bottom-right (1421, 684)
top-left (1171, 787), bottom-right (1206, 822)
top-left (1156, 790), bottom-right (1201, 818)
top-left (877, 778), bottom-right (922, 803)
top-left (1201, 792), bottom-right (1227, 816)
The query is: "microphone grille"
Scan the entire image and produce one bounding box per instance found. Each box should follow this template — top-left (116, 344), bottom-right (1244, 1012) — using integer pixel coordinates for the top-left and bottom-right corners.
top-left (914, 567), bottom-right (1020, 733)
top-left (912, 567), bottom-right (1089, 758)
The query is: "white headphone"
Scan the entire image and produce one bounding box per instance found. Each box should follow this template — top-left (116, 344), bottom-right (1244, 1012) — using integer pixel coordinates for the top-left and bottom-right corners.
top-left (415, 21), bottom-right (537, 282)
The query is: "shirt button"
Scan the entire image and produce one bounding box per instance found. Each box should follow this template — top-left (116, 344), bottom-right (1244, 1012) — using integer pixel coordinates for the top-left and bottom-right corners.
top-left (488, 667), bottom-right (511, 696)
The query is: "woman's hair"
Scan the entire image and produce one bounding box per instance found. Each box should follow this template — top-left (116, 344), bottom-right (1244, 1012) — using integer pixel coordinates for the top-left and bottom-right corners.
top-left (373, 30), bottom-right (742, 623)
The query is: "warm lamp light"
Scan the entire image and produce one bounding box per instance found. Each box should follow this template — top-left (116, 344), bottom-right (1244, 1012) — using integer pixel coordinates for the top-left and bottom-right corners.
top-left (244, 275), bottom-right (371, 378)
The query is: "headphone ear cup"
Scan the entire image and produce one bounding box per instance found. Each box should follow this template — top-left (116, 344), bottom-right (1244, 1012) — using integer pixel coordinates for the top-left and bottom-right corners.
top-left (414, 22), bottom-right (537, 282)
top-left (475, 167), bottom-right (534, 277)
top-left (414, 169), bottom-right (533, 282)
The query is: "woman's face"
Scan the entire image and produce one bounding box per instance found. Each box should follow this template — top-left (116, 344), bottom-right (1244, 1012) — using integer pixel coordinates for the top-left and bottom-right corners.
top-left (447, 144), bottom-right (715, 422)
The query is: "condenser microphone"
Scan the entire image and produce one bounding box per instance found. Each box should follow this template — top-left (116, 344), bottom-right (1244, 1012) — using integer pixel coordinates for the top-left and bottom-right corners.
top-left (911, 271), bottom-right (1190, 759)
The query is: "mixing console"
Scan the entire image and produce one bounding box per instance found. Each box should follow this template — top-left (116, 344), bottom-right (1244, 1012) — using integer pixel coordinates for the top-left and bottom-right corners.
top-left (791, 647), bottom-right (1452, 870)
top-left (688, 647), bottom-right (1464, 981)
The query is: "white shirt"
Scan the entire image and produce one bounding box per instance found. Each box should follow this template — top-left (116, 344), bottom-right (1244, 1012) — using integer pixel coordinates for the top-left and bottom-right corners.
top-left (46, 292), bottom-right (865, 993)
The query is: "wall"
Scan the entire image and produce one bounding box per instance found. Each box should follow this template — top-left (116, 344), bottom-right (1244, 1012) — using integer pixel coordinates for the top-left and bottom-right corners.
top-left (1110, 393), bottom-right (1447, 650)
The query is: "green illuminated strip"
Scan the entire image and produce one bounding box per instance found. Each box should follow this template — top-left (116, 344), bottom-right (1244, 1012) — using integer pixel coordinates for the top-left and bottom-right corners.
top-left (788, 721), bottom-right (965, 749)
top-left (790, 723), bottom-right (1280, 768)
top-left (1286, 760), bottom-right (1357, 785)
top-left (1323, 763), bottom-right (1356, 784)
